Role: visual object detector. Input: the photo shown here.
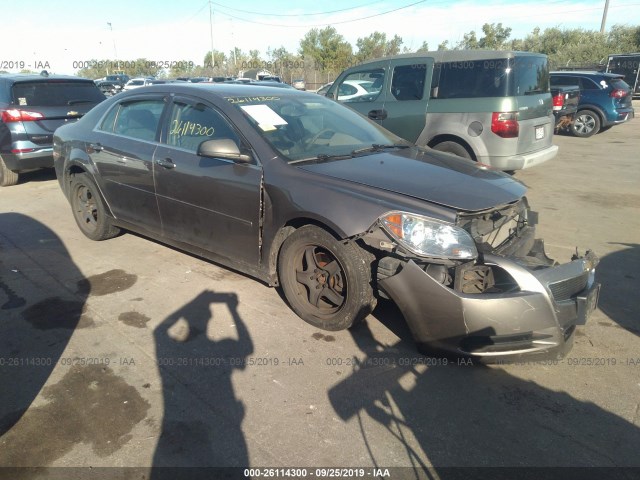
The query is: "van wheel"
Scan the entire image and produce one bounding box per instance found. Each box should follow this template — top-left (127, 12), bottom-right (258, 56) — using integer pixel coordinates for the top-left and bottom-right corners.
top-left (0, 156), bottom-right (19, 187)
top-left (572, 110), bottom-right (600, 137)
top-left (278, 225), bottom-right (376, 331)
top-left (432, 141), bottom-right (472, 159)
top-left (70, 173), bottom-right (120, 241)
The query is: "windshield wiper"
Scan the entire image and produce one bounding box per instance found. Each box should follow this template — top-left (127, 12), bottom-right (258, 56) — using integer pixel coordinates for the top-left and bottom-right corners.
top-left (289, 153), bottom-right (353, 165)
top-left (67, 99), bottom-right (94, 105)
top-left (350, 144), bottom-right (411, 156)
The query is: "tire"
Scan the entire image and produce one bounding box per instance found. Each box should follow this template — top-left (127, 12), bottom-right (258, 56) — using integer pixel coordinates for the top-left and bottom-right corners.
top-left (0, 155), bottom-right (19, 187)
top-left (278, 225), bottom-right (376, 331)
top-left (69, 172), bottom-right (120, 241)
top-left (571, 110), bottom-right (601, 137)
top-left (431, 141), bottom-right (472, 159)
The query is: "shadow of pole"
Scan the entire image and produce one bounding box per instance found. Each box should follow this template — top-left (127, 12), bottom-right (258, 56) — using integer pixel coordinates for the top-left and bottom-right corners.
top-left (151, 290), bottom-right (253, 479)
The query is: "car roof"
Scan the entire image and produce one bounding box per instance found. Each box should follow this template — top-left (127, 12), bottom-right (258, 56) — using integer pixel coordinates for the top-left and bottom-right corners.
top-left (120, 83), bottom-right (311, 99)
top-left (0, 73), bottom-right (94, 84)
top-left (551, 71), bottom-right (624, 78)
top-left (350, 50), bottom-right (546, 68)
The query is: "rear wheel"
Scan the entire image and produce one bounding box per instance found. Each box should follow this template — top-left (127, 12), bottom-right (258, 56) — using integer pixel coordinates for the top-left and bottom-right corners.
top-left (69, 172), bottom-right (120, 241)
top-left (572, 110), bottom-right (601, 137)
top-left (432, 141), bottom-right (472, 159)
top-left (0, 156), bottom-right (19, 187)
top-left (278, 225), bottom-right (376, 331)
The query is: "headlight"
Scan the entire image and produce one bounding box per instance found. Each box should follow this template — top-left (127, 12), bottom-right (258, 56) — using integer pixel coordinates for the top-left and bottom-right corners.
top-left (381, 212), bottom-right (477, 260)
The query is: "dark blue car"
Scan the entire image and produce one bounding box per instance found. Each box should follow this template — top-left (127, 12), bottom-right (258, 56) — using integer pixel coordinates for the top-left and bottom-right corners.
top-left (550, 71), bottom-right (634, 137)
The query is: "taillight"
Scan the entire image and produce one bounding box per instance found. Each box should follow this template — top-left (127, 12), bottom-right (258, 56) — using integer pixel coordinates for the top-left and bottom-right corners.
top-left (491, 112), bottom-right (519, 138)
top-left (552, 93), bottom-right (565, 110)
top-left (1, 109), bottom-right (45, 122)
top-left (610, 89), bottom-right (627, 99)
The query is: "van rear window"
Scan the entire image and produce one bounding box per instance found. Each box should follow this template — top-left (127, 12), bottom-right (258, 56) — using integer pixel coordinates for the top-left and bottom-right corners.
top-left (12, 81), bottom-right (105, 107)
top-left (431, 56), bottom-right (549, 98)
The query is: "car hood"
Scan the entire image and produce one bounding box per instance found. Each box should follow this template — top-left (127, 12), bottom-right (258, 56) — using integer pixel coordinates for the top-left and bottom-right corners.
top-left (297, 148), bottom-right (527, 212)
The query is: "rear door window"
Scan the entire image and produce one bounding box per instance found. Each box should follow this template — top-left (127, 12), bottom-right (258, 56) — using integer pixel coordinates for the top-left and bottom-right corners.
top-left (107, 99), bottom-right (164, 141)
top-left (432, 60), bottom-right (510, 98)
top-left (11, 81), bottom-right (105, 107)
top-left (391, 64), bottom-right (426, 101)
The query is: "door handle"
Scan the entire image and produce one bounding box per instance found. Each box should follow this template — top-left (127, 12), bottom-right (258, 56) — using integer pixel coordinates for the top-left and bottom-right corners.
top-left (156, 157), bottom-right (176, 169)
top-left (368, 109), bottom-right (387, 120)
top-left (88, 142), bottom-right (103, 152)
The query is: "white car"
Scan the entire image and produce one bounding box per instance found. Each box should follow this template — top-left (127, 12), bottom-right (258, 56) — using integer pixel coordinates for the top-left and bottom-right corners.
top-left (123, 78), bottom-right (153, 90)
top-left (337, 80), bottom-right (377, 101)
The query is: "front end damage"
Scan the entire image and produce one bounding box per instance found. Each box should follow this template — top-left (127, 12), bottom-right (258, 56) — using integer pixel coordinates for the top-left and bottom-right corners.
top-left (362, 198), bottom-right (600, 361)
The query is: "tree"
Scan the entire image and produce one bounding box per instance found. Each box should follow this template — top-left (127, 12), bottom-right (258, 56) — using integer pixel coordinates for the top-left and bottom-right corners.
top-left (355, 32), bottom-right (403, 62)
top-left (478, 23), bottom-right (512, 49)
top-left (299, 26), bottom-right (353, 72)
top-left (416, 41), bottom-right (430, 53)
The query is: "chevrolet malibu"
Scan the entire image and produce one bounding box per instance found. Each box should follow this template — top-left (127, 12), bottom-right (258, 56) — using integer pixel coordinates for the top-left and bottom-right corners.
top-left (53, 84), bottom-right (600, 361)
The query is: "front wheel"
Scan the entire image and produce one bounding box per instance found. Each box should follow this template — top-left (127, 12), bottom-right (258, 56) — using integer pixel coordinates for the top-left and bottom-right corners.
top-left (69, 172), bottom-right (120, 241)
top-left (278, 225), bottom-right (376, 331)
top-left (572, 110), bottom-right (601, 137)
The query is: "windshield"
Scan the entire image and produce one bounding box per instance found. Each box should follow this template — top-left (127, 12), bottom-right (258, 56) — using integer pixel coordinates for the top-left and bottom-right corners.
top-left (227, 93), bottom-right (407, 162)
top-left (11, 81), bottom-right (105, 106)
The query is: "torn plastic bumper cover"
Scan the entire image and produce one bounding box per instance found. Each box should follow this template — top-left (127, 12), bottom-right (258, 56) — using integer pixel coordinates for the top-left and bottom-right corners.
top-left (377, 243), bottom-right (600, 360)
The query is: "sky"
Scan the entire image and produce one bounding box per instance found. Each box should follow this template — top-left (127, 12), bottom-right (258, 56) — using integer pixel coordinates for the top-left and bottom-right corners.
top-left (2, 0), bottom-right (639, 75)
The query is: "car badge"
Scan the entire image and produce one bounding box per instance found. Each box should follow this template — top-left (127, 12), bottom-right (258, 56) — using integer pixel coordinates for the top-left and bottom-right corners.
top-left (67, 111), bottom-right (80, 116)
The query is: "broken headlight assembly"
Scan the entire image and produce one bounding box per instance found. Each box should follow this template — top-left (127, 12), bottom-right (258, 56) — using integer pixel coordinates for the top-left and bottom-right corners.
top-left (381, 212), bottom-right (478, 260)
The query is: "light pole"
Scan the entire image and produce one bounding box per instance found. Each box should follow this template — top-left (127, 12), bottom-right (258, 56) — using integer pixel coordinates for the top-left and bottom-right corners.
top-left (107, 22), bottom-right (118, 72)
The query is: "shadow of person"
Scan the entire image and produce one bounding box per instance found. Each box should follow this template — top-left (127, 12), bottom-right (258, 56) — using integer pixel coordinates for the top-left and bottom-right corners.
top-left (330, 317), bottom-right (640, 479)
top-left (0, 213), bottom-right (88, 437)
top-left (152, 290), bottom-right (253, 479)
top-left (596, 243), bottom-right (640, 336)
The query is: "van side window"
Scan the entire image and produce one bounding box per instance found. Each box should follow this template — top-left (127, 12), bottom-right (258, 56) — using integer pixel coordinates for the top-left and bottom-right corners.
top-left (337, 69), bottom-right (385, 103)
top-left (434, 60), bottom-right (510, 98)
top-left (391, 65), bottom-right (426, 101)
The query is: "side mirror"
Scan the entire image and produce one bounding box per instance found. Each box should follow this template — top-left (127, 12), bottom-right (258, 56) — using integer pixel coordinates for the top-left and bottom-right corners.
top-left (197, 139), bottom-right (252, 163)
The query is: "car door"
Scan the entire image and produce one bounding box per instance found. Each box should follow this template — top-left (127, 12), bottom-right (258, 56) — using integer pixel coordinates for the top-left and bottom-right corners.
top-left (153, 96), bottom-right (262, 266)
top-left (380, 58), bottom-right (433, 143)
top-left (90, 95), bottom-right (165, 233)
top-left (331, 60), bottom-right (389, 125)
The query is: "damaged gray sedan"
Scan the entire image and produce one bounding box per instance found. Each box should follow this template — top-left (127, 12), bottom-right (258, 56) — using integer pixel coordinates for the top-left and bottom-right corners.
top-left (53, 84), bottom-right (600, 360)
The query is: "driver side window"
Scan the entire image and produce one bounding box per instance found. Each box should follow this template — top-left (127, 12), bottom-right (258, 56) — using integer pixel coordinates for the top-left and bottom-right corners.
top-left (337, 69), bottom-right (385, 103)
top-left (166, 101), bottom-right (240, 152)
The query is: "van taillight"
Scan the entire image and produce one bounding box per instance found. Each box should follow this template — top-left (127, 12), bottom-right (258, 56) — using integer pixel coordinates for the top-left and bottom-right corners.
top-left (491, 112), bottom-right (519, 138)
top-left (552, 93), bottom-right (564, 110)
top-left (1, 109), bottom-right (45, 122)
top-left (610, 89), bottom-right (627, 98)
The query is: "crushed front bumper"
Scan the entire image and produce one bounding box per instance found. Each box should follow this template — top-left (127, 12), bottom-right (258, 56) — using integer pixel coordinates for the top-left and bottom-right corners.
top-left (377, 243), bottom-right (600, 362)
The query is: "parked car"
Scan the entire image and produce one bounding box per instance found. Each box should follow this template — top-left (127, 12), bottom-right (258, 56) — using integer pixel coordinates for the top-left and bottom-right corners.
top-left (550, 85), bottom-right (580, 130)
top-left (336, 79), bottom-right (378, 101)
top-left (95, 80), bottom-right (122, 97)
top-left (292, 79), bottom-right (306, 90)
top-left (327, 51), bottom-right (559, 171)
top-left (105, 74), bottom-right (130, 87)
top-left (0, 72), bottom-right (105, 186)
top-left (53, 84), bottom-right (599, 361)
top-left (123, 77), bottom-right (154, 90)
top-left (550, 71), bottom-right (634, 137)
top-left (606, 53), bottom-right (640, 98)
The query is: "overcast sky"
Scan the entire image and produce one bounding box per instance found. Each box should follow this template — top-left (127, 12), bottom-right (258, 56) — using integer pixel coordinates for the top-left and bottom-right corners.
top-left (3, 0), bottom-right (639, 74)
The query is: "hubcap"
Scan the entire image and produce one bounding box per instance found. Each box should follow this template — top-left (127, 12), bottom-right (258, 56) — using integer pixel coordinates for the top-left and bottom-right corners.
top-left (575, 114), bottom-right (595, 134)
top-left (294, 246), bottom-right (345, 313)
top-left (75, 185), bottom-right (98, 232)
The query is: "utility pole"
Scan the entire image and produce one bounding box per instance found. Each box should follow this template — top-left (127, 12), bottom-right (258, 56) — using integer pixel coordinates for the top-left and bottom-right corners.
top-left (209, 1), bottom-right (215, 76)
top-left (107, 22), bottom-right (118, 73)
top-left (600, 0), bottom-right (610, 33)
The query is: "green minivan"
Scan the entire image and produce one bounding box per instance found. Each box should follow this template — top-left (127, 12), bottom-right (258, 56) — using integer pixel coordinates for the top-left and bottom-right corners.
top-left (327, 51), bottom-right (558, 171)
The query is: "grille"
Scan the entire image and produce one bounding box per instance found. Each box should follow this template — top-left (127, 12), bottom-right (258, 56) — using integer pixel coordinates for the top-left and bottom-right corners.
top-left (548, 273), bottom-right (589, 301)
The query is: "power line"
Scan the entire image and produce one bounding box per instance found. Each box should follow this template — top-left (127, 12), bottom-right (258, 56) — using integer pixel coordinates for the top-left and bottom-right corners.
top-left (208, 0), bottom-right (386, 17)
top-left (211, 0), bottom-right (427, 28)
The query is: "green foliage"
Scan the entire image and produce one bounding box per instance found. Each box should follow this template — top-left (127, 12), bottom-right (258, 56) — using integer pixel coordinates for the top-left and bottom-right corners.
top-left (299, 26), bottom-right (353, 72)
top-left (355, 32), bottom-right (403, 62)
